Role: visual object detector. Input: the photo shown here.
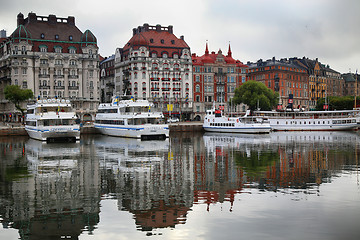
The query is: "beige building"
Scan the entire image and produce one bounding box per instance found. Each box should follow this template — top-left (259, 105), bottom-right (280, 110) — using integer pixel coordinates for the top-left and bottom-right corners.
top-left (0, 12), bottom-right (100, 122)
top-left (114, 24), bottom-right (193, 120)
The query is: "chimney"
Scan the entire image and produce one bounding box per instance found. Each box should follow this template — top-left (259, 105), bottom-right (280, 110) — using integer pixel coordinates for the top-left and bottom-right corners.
top-left (17, 12), bottom-right (24, 26)
top-left (0, 29), bottom-right (6, 38)
top-left (143, 23), bottom-right (149, 31)
top-left (68, 16), bottom-right (75, 26)
top-left (48, 14), bottom-right (56, 24)
top-left (156, 24), bottom-right (161, 32)
top-left (168, 25), bottom-right (173, 34)
top-left (28, 12), bottom-right (37, 23)
top-left (133, 28), bottom-right (137, 36)
top-left (180, 35), bottom-right (184, 40)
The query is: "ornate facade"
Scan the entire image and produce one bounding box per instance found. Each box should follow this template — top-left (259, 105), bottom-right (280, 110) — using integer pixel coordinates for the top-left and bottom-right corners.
top-left (191, 43), bottom-right (248, 120)
top-left (0, 12), bottom-right (100, 122)
top-left (114, 24), bottom-right (193, 120)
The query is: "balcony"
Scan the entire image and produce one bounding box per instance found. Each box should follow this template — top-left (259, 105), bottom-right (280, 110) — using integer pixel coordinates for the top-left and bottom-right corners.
top-left (172, 78), bottom-right (181, 81)
top-left (69, 86), bottom-right (79, 90)
top-left (38, 74), bottom-right (50, 78)
top-left (54, 86), bottom-right (65, 90)
top-left (162, 87), bottom-right (171, 91)
top-left (39, 85), bottom-right (50, 90)
top-left (162, 78), bottom-right (170, 81)
top-left (150, 77), bottom-right (159, 81)
top-left (173, 88), bottom-right (181, 91)
top-left (68, 75), bottom-right (79, 79)
top-left (151, 88), bottom-right (160, 91)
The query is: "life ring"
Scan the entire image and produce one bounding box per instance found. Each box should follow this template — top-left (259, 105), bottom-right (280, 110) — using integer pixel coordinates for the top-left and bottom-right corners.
top-left (237, 119), bottom-right (239, 123)
top-left (228, 118), bottom-right (230, 121)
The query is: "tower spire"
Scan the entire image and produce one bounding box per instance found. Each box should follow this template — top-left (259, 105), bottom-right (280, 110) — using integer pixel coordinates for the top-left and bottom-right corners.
top-left (227, 41), bottom-right (232, 57)
top-left (205, 40), bottom-right (209, 55)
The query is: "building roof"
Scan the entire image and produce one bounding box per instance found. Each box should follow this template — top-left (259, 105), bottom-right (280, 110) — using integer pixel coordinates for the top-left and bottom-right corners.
top-left (6, 12), bottom-right (97, 54)
top-left (122, 24), bottom-right (189, 56)
top-left (192, 43), bottom-right (247, 67)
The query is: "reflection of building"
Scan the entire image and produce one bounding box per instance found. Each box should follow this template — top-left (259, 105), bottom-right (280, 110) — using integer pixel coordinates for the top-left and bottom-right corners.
top-left (0, 12), bottom-right (100, 123)
top-left (197, 131), bottom-right (360, 210)
top-left (95, 135), bottom-right (193, 231)
top-left (0, 139), bottom-right (100, 239)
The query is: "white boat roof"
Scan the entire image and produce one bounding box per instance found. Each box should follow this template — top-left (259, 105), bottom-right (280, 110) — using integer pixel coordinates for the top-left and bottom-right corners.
top-left (98, 99), bottom-right (152, 108)
top-left (28, 99), bottom-right (72, 108)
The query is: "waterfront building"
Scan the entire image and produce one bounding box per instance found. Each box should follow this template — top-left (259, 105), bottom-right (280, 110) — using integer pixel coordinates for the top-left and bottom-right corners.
top-left (100, 55), bottom-right (115, 103)
top-left (0, 12), bottom-right (100, 122)
top-left (191, 43), bottom-right (248, 120)
top-left (247, 57), bottom-right (309, 110)
top-left (292, 57), bottom-right (343, 109)
top-left (342, 72), bottom-right (360, 99)
top-left (114, 24), bottom-right (193, 120)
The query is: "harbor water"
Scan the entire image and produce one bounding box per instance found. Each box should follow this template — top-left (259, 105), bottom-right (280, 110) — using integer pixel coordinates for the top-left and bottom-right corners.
top-left (0, 131), bottom-right (360, 240)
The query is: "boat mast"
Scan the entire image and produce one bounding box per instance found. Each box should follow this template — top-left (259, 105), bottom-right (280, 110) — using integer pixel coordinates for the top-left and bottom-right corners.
top-left (355, 70), bottom-right (358, 109)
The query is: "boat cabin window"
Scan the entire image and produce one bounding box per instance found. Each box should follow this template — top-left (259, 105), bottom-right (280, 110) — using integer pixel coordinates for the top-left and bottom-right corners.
top-left (27, 109), bottom-right (35, 114)
top-left (97, 108), bottom-right (117, 113)
top-left (40, 119), bottom-right (75, 126)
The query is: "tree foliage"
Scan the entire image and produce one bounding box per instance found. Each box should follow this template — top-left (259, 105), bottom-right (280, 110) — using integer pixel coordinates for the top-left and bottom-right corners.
top-left (232, 80), bottom-right (279, 110)
top-left (315, 96), bottom-right (358, 110)
top-left (4, 85), bottom-right (33, 116)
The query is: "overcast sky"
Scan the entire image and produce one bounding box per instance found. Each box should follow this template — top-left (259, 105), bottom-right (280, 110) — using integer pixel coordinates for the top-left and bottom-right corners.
top-left (1, 0), bottom-right (359, 73)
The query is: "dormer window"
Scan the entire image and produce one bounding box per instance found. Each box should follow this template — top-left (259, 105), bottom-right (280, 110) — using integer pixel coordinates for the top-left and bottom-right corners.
top-left (69, 35), bottom-right (73, 41)
top-left (40, 33), bottom-right (45, 39)
top-left (150, 39), bottom-right (154, 43)
top-left (171, 40), bottom-right (175, 44)
top-left (161, 39), bottom-right (164, 44)
top-left (55, 34), bottom-right (59, 40)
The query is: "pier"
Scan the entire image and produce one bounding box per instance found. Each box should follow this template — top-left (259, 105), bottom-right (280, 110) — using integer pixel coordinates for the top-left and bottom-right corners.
top-left (0, 122), bottom-right (204, 137)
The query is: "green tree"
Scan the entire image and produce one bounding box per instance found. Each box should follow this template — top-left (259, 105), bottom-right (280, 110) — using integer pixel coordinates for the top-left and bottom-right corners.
top-left (4, 85), bottom-right (33, 117)
top-left (232, 80), bottom-right (279, 110)
top-left (316, 96), bottom-right (358, 110)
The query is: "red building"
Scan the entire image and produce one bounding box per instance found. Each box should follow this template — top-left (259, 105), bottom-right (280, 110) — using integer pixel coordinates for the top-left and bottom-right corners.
top-left (247, 58), bottom-right (309, 110)
top-left (191, 43), bottom-right (247, 120)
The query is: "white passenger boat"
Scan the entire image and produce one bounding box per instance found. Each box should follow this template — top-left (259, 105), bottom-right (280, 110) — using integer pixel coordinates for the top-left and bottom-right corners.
top-left (94, 97), bottom-right (169, 140)
top-left (25, 98), bottom-right (80, 142)
top-left (203, 108), bottom-right (271, 134)
top-left (253, 109), bottom-right (359, 131)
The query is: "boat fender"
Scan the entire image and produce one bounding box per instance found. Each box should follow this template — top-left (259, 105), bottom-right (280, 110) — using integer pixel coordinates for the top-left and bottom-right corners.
top-left (208, 119), bottom-right (210, 122)
top-left (228, 118), bottom-right (230, 121)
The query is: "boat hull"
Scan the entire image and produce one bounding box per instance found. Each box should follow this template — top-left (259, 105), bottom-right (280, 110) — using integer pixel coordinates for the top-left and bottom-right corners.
top-left (203, 125), bottom-right (271, 134)
top-left (94, 124), bottom-right (169, 139)
top-left (25, 126), bottom-right (80, 142)
top-left (268, 119), bottom-right (358, 131)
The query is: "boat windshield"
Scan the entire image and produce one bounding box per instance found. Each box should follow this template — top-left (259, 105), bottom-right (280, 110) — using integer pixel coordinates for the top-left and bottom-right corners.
top-left (128, 118), bottom-right (165, 125)
top-left (38, 119), bottom-right (76, 126)
top-left (39, 106), bottom-right (72, 113)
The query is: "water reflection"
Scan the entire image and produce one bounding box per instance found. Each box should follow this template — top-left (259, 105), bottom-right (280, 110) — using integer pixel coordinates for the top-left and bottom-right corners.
top-left (0, 131), bottom-right (359, 239)
top-left (94, 135), bottom-right (194, 231)
top-left (0, 138), bottom-right (100, 240)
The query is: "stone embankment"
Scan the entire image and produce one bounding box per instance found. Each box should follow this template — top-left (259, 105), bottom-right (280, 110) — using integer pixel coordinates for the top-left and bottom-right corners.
top-left (0, 122), bottom-right (204, 137)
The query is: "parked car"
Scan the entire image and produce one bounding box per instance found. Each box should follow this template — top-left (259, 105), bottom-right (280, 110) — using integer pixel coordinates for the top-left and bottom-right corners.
top-left (167, 117), bottom-right (179, 123)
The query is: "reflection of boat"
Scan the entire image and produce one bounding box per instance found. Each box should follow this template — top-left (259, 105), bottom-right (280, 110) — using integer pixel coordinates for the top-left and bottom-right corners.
top-left (95, 97), bottom-right (169, 140)
top-left (253, 110), bottom-right (359, 131)
top-left (25, 138), bottom-right (80, 176)
top-left (203, 107), bottom-right (271, 134)
top-left (25, 98), bottom-right (80, 142)
top-left (203, 132), bottom-right (271, 149)
top-left (95, 135), bottom-right (169, 170)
